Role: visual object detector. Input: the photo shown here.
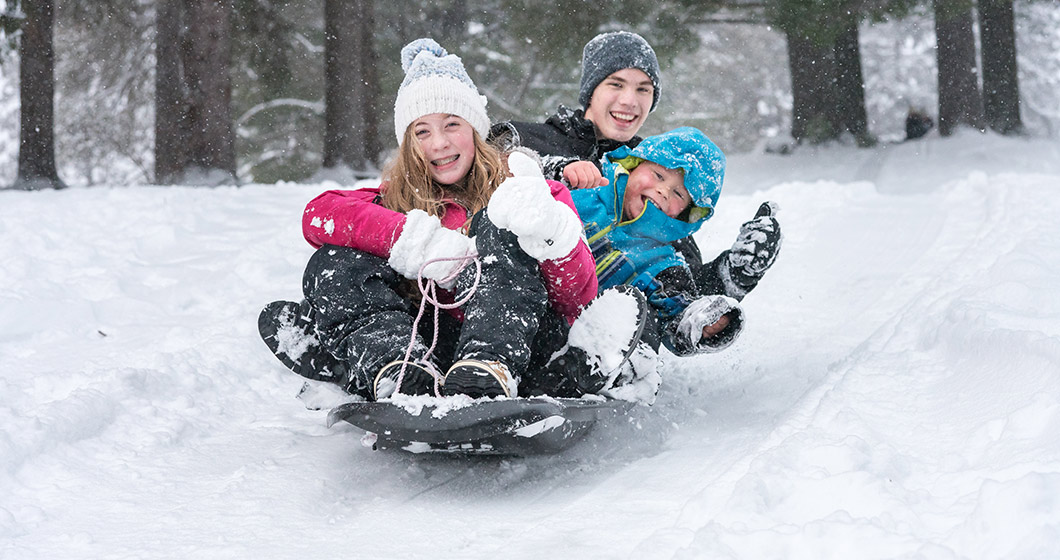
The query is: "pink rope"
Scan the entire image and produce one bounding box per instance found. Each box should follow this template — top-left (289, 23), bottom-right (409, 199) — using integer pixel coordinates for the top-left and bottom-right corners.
top-left (392, 253), bottom-right (482, 397)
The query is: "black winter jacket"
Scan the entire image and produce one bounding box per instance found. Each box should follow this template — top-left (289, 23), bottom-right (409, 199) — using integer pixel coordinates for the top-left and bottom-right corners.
top-left (489, 106), bottom-right (641, 184)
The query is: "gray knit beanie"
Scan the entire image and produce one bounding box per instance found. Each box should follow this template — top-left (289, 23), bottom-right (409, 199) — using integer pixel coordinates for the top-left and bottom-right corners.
top-left (578, 31), bottom-right (661, 111)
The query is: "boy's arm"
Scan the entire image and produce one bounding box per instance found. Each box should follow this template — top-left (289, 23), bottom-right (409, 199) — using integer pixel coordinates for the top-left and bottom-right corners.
top-left (562, 160), bottom-right (609, 189)
top-left (542, 155), bottom-right (581, 184)
top-left (488, 121), bottom-right (581, 184)
top-left (640, 265), bottom-right (745, 356)
top-left (686, 202), bottom-right (783, 301)
top-left (672, 236), bottom-right (703, 267)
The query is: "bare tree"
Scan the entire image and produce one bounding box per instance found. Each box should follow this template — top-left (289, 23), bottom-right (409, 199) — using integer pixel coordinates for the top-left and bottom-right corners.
top-left (155, 0), bottom-right (236, 185)
top-left (154, 0), bottom-right (185, 184)
top-left (785, 28), bottom-right (843, 143)
top-left (322, 0), bottom-right (381, 176)
top-left (769, 0), bottom-right (877, 145)
top-left (978, 0), bottom-right (1022, 135)
top-left (833, 13), bottom-right (873, 145)
top-left (934, 0), bottom-right (984, 135)
top-left (12, 0), bottom-right (65, 190)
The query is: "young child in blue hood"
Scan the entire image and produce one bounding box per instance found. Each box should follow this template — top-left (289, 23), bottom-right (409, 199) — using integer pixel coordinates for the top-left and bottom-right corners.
top-left (567, 127), bottom-right (774, 382)
top-left (526, 126), bottom-right (782, 401)
top-left (572, 126), bottom-right (723, 295)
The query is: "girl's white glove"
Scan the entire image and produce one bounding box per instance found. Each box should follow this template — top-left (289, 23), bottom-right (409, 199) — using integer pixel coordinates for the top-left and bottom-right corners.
top-left (488, 152), bottom-right (582, 261)
top-left (388, 209), bottom-right (476, 288)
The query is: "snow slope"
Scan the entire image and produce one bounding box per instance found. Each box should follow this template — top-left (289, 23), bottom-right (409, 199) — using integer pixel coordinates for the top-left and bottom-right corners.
top-left (2, 131), bottom-right (1059, 559)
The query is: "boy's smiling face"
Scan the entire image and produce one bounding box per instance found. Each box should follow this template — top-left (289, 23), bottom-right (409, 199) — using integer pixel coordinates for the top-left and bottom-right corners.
top-left (584, 68), bottom-right (654, 143)
top-left (622, 160), bottom-right (691, 221)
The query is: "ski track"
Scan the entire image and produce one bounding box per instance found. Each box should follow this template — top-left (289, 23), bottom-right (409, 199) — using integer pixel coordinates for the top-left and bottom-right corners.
top-left (656, 173), bottom-right (1060, 558)
top-left (3, 136), bottom-right (1060, 558)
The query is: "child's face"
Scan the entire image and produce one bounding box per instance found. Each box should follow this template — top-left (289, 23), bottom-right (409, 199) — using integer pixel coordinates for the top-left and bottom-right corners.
top-left (584, 68), bottom-right (654, 143)
top-left (412, 113), bottom-right (476, 186)
top-left (622, 161), bottom-right (691, 221)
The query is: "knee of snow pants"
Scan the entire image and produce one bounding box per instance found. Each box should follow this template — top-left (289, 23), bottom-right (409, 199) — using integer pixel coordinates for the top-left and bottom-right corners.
top-left (301, 245), bottom-right (431, 393)
top-left (454, 209), bottom-right (553, 380)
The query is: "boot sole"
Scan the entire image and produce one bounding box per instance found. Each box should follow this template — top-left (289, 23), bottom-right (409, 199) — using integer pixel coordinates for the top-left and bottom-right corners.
top-left (442, 360), bottom-right (512, 398)
top-left (374, 361), bottom-right (439, 399)
top-left (258, 301), bottom-right (346, 383)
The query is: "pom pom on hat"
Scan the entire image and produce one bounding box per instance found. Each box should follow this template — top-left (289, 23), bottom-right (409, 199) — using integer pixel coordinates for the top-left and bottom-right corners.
top-left (401, 38), bottom-right (448, 72)
top-left (393, 38), bottom-right (490, 143)
top-left (579, 31), bottom-right (661, 112)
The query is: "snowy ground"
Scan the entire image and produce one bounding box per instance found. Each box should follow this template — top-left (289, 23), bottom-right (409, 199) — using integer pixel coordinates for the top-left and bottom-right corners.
top-left (3, 131), bottom-right (1059, 559)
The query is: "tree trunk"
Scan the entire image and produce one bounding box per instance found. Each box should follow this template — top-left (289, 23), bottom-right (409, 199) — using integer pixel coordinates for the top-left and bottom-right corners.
top-left (323, 0), bottom-right (380, 176)
top-left (154, 0), bottom-right (187, 184)
top-left (934, 0), bottom-right (984, 136)
top-left (13, 0), bottom-right (65, 190)
top-left (786, 29), bottom-right (842, 143)
top-left (154, 0), bottom-right (235, 185)
top-left (833, 15), bottom-right (874, 146)
top-left (183, 0), bottom-right (236, 182)
top-left (978, 0), bottom-right (1022, 135)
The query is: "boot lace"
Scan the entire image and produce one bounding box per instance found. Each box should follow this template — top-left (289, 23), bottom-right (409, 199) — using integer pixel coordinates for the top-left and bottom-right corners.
top-left (392, 253), bottom-right (481, 397)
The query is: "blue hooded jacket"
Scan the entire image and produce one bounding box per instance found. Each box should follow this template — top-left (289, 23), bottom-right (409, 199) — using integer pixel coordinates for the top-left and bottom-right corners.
top-left (571, 127), bottom-right (726, 297)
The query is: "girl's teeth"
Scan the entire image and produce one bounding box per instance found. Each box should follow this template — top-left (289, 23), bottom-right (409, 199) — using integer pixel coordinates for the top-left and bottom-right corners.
top-left (434, 155), bottom-right (458, 165)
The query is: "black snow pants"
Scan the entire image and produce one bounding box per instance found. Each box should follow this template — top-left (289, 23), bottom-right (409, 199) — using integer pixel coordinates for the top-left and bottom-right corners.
top-left (301, 209), bottom-right (571, 397)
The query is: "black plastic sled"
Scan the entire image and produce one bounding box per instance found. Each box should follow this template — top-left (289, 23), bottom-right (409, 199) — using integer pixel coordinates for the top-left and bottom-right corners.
top-left (327, 397), bottom-right (634, 455)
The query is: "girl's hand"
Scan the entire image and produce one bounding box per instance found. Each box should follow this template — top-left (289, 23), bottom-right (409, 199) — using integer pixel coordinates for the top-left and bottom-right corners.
top-left (489, 152), bottom-right (582, 261)
top-left (562, 161), bottom-right (609, 189)
top-left (388, 209), bottom-right (476, 288)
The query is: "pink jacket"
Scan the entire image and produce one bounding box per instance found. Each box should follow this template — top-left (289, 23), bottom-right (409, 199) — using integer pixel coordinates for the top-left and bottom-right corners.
top-left (302, 182), bottom-right (597, 324)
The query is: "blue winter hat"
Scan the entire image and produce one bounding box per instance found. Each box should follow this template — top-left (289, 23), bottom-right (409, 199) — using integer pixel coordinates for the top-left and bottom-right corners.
top-left (579, 31), bottom-right (661, 112)
top-left (613, 126), bottom-right (725, 221)
top-left (393, 38), bottom-right (490, 142)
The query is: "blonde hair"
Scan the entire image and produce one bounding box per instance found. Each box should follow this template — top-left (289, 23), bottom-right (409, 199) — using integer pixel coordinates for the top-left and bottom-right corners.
top-left (380, 126), bottom-right (507, 218)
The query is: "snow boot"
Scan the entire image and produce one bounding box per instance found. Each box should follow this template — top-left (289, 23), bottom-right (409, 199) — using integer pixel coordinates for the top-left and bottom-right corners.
top-left (561, 285), bottom-right (650, 394)
top-left (373, 360), bottom-right (440, 400)
top-left (258, 300), bottom-right (348, 384)
top-left (442, 358), bottom-right (516, 399)
top-left (601, 341), bottom-right (662, 404)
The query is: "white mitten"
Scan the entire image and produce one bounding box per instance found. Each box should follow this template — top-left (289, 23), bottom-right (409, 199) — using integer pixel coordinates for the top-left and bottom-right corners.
top-left (676, 295), bottom-right (744, 352)
top-left (388, 209), bottom-right (476, 287)
top-left (488, 152), bottom-right (582, 261)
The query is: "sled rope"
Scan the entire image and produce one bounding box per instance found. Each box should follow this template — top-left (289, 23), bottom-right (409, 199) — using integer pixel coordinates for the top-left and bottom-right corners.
top-left (394, 253), bottom-right (482, 396)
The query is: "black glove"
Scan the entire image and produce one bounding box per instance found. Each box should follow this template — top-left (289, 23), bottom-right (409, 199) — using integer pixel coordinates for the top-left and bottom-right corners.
top-left (727, 201), bottom-right (782, 288)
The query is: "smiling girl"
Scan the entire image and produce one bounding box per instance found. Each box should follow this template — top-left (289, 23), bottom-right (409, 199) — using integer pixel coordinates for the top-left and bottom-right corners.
top-left (260, 39), bottom-right (597, 401)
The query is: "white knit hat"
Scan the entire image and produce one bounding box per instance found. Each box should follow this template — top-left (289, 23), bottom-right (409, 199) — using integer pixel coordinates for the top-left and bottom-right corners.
top-left (393, 38), bottom-right (490, 143)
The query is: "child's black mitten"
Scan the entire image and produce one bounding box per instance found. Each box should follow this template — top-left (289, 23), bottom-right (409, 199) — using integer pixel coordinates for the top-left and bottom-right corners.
top-left (727, 201), bottom-right (782, 289)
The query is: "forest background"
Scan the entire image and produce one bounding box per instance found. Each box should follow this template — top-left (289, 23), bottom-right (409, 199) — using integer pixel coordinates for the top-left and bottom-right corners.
top-left (1, 0), bottom-right (1059, 188)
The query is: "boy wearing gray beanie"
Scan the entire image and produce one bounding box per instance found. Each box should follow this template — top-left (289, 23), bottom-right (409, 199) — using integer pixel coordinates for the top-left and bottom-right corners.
top-left (489, 30), bottom-right (715, 264)
top-left (489, 30), bottom-right (660, 188)
top-left (578, 30), bottom-right (661, 144)
top-left (579, 31), bottom-right (661, 111)
top-left (489, 30), bottom-right (783, 319)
